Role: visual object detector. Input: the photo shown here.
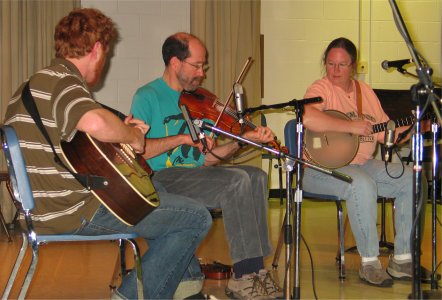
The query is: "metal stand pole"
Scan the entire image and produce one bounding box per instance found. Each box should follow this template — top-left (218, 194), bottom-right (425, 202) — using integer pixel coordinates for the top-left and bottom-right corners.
top-left (282, 160), bottom-right (294, 299)
top-left (291, 105), bottom-right (305, 299)
top-left (422, 119), bottom-right (442, 299)
top-left (410, 87), bottom-right (424, 300)
top-left (387, 2), bottom-right (442, 297)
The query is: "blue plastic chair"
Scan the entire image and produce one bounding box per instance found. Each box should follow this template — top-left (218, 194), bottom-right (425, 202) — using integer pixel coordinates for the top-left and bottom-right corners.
top-left (1, 125), bottom-right (144, 299)
top-left (283, 119), bottom-right (346, 280)
top-left (261, 114), bottom-right (284, 203)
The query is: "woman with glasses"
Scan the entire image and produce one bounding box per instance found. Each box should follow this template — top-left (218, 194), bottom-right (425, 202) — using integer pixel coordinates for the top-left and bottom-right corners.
top-left (301, 37), bottom-right (431, 287)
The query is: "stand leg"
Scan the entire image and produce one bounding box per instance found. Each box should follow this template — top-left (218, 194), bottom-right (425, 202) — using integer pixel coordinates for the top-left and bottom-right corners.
top-left (272, 214), bottom-right (286, 269)
top-left (292, 198), bottom-right (301, 300)
top-left (378, 198), bottom-right (394, 252)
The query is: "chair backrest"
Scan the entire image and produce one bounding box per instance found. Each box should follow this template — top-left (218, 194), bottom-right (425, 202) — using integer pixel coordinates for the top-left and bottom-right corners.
top-left (283, 119), bottom-right (298, 157)
top-left (1, 125), bottom-right (35, 211)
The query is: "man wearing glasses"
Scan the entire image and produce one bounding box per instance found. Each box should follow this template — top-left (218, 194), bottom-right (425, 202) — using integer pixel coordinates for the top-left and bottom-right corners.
top-left (131, 32), bottom-right (282, 299)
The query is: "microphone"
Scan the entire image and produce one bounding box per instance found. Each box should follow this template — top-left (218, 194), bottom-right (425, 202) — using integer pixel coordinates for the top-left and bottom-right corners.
top-left (233, 83), bottom-right (245, 126)
top-left (381, 59), bottom-right (412, 70)
top-left (180, 104), bottom-right (208, 151)
top-left (383, 120), bottom-right (396, 162)
top-left (180, 104), bottom-right (199, 143)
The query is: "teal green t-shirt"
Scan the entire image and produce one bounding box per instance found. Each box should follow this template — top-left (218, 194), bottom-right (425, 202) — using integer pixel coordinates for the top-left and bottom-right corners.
top-left (131, 78), bottom-right (207, 171)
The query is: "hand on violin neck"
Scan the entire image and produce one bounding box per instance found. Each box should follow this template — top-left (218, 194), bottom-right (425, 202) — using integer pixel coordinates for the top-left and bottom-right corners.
top-left (241, 126), bottom-right (275, 144)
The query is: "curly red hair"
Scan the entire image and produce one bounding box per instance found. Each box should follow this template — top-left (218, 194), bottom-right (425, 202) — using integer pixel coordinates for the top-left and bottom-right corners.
top-left (54, 8), bottom-right (117, 58)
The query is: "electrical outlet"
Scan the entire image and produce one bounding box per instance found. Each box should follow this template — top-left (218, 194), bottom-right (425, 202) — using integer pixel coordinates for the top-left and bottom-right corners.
top-left (357, 61), bottom-right (368, 74)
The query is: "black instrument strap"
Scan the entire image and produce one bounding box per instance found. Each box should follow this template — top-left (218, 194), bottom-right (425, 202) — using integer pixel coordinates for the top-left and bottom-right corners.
top-left (21, 81), bottom-right (107, 190)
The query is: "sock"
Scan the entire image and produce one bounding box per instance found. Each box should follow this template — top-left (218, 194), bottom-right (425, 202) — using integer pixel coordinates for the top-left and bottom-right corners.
top-left (233, 256), bottom-right (264, 278)
top-left (393, 253), bottom-right (412, 262)
top-left (361, 256), bottom-right (379, 264)
top-left (361, 257), bottom-right (381, 268)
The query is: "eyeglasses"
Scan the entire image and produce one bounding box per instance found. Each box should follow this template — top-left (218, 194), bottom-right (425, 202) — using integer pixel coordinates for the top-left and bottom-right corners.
top-left (326, 61), bottom-right (352, 69)
top-left (182, 60), bottom-right (210, 73)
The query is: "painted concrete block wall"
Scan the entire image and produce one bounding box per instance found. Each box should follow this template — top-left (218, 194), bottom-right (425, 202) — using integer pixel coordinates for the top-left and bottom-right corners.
top-left (81, 0), bottom-right (190, 114)
top-left (79, 0), bottom-right (440, 189)
top-left (261, 0), bottom-right (441, 188)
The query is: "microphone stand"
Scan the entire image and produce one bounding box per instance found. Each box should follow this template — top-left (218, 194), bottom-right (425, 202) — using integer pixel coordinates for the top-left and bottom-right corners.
top-left (394, 67), bottom-right (442, 88)
top-left (243, 97), bottom-right (322, 114)
top-left (194, 116), bottom-right (352, 300)
top-left (427, 120), bottom-right (440, 293)
top-left (388, 1), bottom-right (442, 298)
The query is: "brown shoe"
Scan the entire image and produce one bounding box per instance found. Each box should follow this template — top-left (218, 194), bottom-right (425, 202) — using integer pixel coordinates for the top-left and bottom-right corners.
top-left (387, 257), bottom-right (441, 283)
top-left (359, 260), bottom-right (393, 287)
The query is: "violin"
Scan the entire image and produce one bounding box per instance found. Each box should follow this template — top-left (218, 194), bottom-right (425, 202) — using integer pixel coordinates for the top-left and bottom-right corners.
top-left (179, 87), bottom-right (288, 153)
top-left (180, 87), bottom-right (254, 135)
top-left (200, 261), bottom-right (232, 280)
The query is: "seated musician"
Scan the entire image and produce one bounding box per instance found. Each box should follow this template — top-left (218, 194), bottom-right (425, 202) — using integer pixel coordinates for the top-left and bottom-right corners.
top-left (3, 9), bottom-right (212, 299)
top-left (302, 37), bottom-right (432, 287)
top-left (130, 32), bottom-right (282, 299)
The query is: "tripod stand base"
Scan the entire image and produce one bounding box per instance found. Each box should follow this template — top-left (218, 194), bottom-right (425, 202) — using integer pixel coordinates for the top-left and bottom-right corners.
top-left (408, 289), bottom-right (442, 299)
top-left (422, 289), bottom-right (442, 299)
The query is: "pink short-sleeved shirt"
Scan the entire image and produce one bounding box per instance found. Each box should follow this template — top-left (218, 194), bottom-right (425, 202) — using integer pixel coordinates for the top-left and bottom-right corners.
top-left (304, 77), bottom-right (389, 165)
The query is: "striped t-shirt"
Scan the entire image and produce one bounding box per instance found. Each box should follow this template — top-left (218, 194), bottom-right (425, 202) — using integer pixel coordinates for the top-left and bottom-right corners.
top-left (4, 58), bottom-right (103, 234)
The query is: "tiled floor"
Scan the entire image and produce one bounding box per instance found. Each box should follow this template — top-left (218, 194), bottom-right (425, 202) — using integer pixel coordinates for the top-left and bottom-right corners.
top-left (1, 199), bottom-right (441, 299)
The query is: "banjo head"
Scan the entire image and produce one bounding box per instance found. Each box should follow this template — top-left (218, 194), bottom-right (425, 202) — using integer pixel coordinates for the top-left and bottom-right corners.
top-left (304, 110), bottom-right (359, 169)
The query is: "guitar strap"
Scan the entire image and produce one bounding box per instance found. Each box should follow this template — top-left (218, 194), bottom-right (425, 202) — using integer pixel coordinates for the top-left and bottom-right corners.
top-left (355, 80), bottom-right (363, 117)
top-left (21, 81), bottom-right (107, 190)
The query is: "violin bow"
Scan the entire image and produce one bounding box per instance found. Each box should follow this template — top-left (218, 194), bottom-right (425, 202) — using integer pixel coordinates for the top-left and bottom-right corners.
top-left (209, 57), bottom-right (253, 138)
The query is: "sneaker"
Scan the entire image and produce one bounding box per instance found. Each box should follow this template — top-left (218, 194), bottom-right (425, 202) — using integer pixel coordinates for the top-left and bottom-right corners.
top-left (258, 269), bottom-right (283, 298)
top-left (387, 257), bottom-right (441, 283)
top-left (225, 272), bottom-right (273, 299)
top-left (359, 260), bottom-right (393, 287)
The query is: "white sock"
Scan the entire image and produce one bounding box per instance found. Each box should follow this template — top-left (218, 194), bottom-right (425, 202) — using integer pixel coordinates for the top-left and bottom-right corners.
top-left (361, 256), bottom-right (378, 263)
top-left (361, 256), bottom-right (379, 265)
top-left (393, 253), bottom-right (412, 262)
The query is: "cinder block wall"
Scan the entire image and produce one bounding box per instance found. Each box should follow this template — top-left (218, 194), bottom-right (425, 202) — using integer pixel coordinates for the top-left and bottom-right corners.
top-left (81, 0), bottom-right (190, 114)
top-left (81, 0), bottom-right (441, 189)
top-left (261, 0), bottom-right (441, 188)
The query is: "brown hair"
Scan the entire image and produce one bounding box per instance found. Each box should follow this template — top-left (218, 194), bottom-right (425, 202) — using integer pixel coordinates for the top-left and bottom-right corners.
top-left (162, 32), bottom-right (206, 66)
top-left (54, 8), bottom-right (117, 58)
top-left (322, 37), bottom-right (358, 73)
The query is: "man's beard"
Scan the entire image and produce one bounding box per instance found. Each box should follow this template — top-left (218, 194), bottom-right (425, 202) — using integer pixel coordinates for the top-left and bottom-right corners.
top-left (178, 73), bottom-right (203, 92)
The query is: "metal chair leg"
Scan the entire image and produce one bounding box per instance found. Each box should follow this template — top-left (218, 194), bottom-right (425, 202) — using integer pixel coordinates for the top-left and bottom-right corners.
top-left (125, 239), bottom-right (144, 300)
top-left (0, 204), bottom-right (12, 242)
top-left (2, 232), bottom-right (28, 299)
top-left (336, 201), bottom-right (345, 280)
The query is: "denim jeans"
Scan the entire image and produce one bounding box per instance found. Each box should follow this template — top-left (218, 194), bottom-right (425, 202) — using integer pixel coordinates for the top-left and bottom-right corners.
top-left (153, 165), bottom-right (272, 263)
top-left (302, 159), bottom-right (426, 258)
top-left (73, 181), bottom-right (212, 299)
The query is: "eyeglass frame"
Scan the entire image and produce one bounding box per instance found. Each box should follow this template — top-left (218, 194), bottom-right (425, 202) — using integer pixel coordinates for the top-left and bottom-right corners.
top-left (182, 60), bottom-right (210, 72)
top-left (325, 61), bottom-right (353, 69)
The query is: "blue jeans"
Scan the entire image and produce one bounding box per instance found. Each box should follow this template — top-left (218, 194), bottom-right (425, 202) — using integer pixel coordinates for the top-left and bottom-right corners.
top-left (73, 182), bottom-right (212, 299)
top-left (153, 165), bottom-right (272, 263)
top-left (303, 159), bottom-right (426, 258)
